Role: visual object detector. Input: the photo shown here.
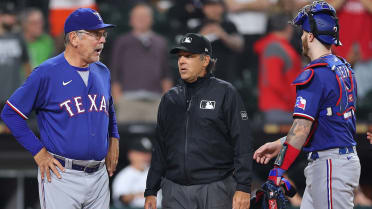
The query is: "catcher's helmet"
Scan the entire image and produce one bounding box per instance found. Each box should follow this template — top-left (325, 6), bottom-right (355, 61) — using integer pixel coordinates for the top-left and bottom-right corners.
top-left (292, 1), bottom-right (341, 46)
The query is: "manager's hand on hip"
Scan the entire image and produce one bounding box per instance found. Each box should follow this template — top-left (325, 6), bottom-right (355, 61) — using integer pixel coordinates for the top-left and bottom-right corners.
top-left (106, 137), bottom-right (119, 177)
top-left (34, 147), bottom-right (65, 182)
top-left (145, 195), bottom-right (157, 209)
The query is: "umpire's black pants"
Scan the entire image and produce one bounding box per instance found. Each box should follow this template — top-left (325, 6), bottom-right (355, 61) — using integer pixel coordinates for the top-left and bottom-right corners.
top-left (161, 176), bottom-right (236, 209)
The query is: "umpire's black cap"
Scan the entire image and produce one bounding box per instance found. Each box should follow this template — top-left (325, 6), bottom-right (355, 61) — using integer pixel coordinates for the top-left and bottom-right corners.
top-left (170, 33), bottom-right (212, 56)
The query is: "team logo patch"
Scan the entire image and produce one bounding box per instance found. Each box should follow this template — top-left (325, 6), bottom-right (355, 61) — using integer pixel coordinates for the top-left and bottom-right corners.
top-left (182, 37), bottom-right (192, 43)
top-left (200, 100), bottom-right (215, 110)
top-left (295, 96), bottom-right (306, 110)
top-left (240, 111), bottom-right (248, 120)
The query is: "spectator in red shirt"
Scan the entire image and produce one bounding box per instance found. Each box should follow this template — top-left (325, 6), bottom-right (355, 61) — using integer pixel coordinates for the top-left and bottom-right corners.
top-left (254, 13), bottom-right (302, 124)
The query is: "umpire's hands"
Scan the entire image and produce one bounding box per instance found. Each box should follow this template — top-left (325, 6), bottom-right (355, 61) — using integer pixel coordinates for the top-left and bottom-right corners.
top-left (145, 195), bottom-right (157, 209)
top-left (233, 191), bottom-right (250, 209)
top-left (106, 137), bottom-right (119, 177)
top-left (34, 147), bottom-right (65, 182)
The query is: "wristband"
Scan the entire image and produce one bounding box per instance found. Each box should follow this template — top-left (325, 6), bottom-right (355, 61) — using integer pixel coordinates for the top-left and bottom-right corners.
top-left (274, 142), bottom-right (301, 170)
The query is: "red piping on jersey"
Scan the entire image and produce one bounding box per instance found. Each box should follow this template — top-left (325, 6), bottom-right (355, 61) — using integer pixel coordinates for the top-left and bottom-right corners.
top-left (335, 75), bottom-right (342, 106)
top-left (292, 69), bottom-right (314, 86)
top-left (304, 63), bottom-right (328, 70)
top-left (336, 106), bottom-right (356, 116)
top-left (347, 72), bottom-right (354, 93)
top-left (6, 101), bottom-right (28, 120)
top-left (293, 113), bottom-right (314, 121)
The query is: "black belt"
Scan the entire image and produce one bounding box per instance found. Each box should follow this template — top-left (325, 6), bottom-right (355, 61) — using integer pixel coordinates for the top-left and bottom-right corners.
top-left (55, 157), bottom-right (102, 173)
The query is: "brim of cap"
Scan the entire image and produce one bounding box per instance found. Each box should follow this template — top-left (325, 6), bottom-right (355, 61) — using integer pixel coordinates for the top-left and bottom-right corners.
top-left (170, 46), bottom-right (195, 54)
top-left (170, 45), bottom-right (209, 55)
top-left (86, 23), bottom-right (116, 31)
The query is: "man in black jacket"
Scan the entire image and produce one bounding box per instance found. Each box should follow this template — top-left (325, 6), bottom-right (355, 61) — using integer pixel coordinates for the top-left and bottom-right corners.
top-left (144, 33), bottom-right (253, 209)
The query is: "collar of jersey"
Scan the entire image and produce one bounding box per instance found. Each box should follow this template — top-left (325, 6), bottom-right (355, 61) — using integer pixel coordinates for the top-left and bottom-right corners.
top-left (70, 65), bottom-right (90, 71)
top-left (309, 54), bottom-right (335, 66)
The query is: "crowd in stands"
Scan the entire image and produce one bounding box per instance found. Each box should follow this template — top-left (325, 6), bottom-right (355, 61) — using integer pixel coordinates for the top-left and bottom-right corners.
top-left (0, 0), bottom-right (372, 208)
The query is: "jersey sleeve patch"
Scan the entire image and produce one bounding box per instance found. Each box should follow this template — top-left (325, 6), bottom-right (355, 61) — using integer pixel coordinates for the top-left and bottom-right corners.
top-left (292, 69), bottom-right (314, 86)
top-left (295, 96), bottom-right (307, 110)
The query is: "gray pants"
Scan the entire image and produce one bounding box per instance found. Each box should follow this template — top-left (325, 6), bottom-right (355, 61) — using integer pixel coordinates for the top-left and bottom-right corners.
top-left (300, 148), bottom-right (361, 209)
top-left (161, 176), bottom-right (236, 209)
top-left (38, 165), bottom-right (110, 209)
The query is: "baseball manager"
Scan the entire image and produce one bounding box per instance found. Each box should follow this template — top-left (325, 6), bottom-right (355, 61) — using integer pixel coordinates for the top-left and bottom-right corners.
top-left (1, 8), bottom-right (119, 209)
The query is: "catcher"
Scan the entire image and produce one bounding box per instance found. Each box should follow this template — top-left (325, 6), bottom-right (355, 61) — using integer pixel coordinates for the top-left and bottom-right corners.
top-left (254, 1), bottom-right (360, 209)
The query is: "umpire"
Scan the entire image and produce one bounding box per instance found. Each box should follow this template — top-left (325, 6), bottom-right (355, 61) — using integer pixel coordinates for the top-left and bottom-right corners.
top-left (144, 33), bottom-right (253, 209)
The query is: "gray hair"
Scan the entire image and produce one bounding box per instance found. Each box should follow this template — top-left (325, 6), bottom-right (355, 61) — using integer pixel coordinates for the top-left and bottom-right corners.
top-left (200, 54), bottom-right (217, 74)
top-left (64, 31), bottom-right (85, 46)
top-left (64, 32), bottom-right (72, 46)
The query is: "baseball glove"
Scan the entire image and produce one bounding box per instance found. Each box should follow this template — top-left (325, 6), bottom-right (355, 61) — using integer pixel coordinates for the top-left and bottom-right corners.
top-left (250, 178), bottom-right (296, 209)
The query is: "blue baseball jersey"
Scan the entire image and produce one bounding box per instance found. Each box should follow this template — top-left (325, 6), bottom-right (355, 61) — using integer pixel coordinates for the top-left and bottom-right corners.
top-left (7, 53), bottom-right (119, 160)
top-left (292, 54), bottom-right (357, 152)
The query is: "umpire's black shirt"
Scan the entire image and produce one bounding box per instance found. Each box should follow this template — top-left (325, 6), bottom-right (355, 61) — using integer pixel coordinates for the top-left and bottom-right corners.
top-left (145, 74), bottom-right (253, 196)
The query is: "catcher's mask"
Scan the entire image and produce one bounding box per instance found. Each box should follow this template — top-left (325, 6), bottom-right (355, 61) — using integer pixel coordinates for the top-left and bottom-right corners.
top-left (291, 0), bottom-right (342, 46)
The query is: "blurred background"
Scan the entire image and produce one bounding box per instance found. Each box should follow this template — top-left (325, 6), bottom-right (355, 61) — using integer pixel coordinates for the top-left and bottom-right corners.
top-left (0, 0), bottom-right (371, 208)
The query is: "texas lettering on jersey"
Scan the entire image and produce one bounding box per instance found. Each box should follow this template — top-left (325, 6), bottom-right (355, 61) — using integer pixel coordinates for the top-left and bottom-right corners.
top-left (59, 94), bottom-right (108, 117)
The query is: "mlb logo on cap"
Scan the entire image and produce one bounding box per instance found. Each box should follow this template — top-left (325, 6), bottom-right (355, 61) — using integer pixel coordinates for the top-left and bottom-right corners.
top-left (170, 33), bottom-right (212, 56)
top-left (182, 37), bottom-right (192, 43)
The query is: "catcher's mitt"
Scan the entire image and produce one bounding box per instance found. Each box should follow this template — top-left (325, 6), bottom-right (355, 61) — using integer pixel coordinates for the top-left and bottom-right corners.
top-left (250, 178), bottom-right (296, 209)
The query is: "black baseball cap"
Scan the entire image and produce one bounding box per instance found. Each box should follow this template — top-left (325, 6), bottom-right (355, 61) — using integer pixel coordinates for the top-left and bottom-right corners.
top-left (129, 137), bottom-right (153, 153)
top-left (170, 33), bottom-right (212, 56)
top-left (64, 8), bottom-right (115, 34)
